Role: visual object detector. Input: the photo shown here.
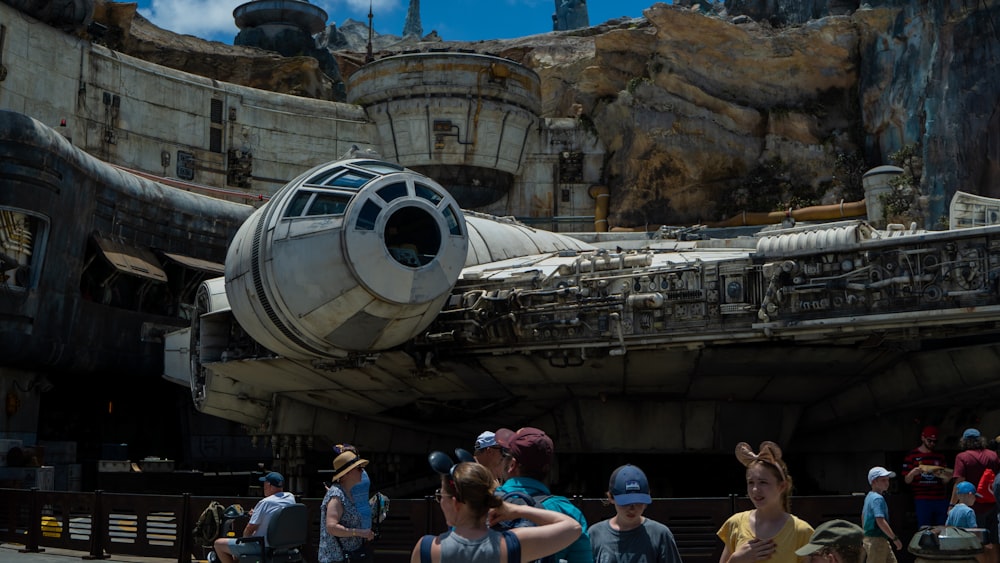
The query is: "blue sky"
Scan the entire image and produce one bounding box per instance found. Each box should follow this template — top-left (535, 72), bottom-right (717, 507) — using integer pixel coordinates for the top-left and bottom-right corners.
top-left (133, 0), bottom-right (661, 44)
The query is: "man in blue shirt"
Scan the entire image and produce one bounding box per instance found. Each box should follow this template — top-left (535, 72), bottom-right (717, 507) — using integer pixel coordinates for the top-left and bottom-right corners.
top-left (496, 427), bottom-right (593, 563)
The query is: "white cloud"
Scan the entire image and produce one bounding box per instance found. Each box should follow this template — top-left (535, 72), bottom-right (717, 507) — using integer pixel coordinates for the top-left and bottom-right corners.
top-left (138, 0), bottom-right (405, 41)
top-left (139, 0), bottom-right (242, 41)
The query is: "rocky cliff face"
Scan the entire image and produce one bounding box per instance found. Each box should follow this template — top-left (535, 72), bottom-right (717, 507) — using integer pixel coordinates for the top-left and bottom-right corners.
top-left (491, 1), bottom-right (1000, 227)
top-left (76, 1), bottom-right (1000, 227)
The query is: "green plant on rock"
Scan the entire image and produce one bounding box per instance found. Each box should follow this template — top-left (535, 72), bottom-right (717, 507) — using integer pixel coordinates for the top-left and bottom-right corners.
top-left (626, 76), bottom-right (651, 94)
top-left (832, 151), bottom-right (867, 202)
top-left (717, 157), bottom-right (818, 219)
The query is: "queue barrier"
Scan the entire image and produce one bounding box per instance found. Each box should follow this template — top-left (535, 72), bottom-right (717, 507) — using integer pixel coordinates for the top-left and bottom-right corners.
top-left (0, 488), bottom-right (912, 563)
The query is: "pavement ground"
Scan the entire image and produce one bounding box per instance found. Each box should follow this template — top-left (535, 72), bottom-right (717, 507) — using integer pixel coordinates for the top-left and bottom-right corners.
top-left (0, 543), bottom-right (188, 563)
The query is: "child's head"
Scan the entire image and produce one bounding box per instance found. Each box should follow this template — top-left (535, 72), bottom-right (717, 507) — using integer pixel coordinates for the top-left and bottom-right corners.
top-left (736, 441), bottom-right (793, 512)
top-left (607, 464), bottom-right (652, 519)
top-left (867, 466), bottom-right (895, 493)
top-left (955, 480), bottom-right (982, 506)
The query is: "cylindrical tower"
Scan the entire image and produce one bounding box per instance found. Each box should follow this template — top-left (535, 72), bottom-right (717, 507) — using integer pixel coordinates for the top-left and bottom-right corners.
top-left (347, 52), bottom-right (542, 209)
top-left (233, 0), bottom-right (328, 37)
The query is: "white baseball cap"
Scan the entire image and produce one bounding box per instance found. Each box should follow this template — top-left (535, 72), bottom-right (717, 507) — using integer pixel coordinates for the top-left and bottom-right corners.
top-left (868, 466), bottom-right (896, 484)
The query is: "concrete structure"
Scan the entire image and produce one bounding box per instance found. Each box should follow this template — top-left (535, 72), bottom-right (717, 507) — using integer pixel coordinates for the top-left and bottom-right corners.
top-left (0, 2), bottom-right (369, 199)
top-left (0, 1), bottom-right (605, 230)
top-left (347, 52), bottom-right (542, 208)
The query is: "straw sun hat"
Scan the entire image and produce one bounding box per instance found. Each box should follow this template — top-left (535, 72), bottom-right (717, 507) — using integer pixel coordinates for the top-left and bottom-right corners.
top-left (331, 451), bottom-right (369, 482)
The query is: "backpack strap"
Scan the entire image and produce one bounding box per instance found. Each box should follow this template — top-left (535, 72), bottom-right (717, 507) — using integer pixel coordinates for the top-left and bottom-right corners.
top-left (502, 530), bottom-right (521, 563)
top-left (419, 534), bottom-right (435, 563)
top-left (532, 494), bottom-right (552, 506)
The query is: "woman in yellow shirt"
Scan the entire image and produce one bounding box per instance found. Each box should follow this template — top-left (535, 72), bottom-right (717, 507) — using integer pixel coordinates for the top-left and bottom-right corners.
top-left (718, 441), bottom-right (814, 563)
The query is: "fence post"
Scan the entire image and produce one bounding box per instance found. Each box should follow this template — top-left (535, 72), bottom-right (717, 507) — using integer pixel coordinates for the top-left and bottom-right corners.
top-left (17, 487), bottom-right (43, 553)
top-left (424, 495), bottom-right (435, 534)
top-left (177, 493), bottom-right (191, 563)
top-left (83, 489), bottom-right (110, 560)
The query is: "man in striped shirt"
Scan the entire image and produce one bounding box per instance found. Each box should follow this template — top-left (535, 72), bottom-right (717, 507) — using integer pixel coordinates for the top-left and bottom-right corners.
top-left (902, 425), bottom-right (951, 527)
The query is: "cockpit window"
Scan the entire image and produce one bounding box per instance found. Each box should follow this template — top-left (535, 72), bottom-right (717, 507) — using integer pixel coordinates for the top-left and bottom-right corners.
top-left (327, 171), bottom-right (374, 190)
top-left (304, 168), bottom-right (339, 186)
top-left (284, 191), bottom-right (312, 217)
top-left (377, 182), bottom-right (408, 203)
top-left (443, 205), bottom-right (462, 236)
top-left (306, 193), bottom-right (352, 216)
top-left (414, 183), bottom-right (443, 205)
top-left (356, 200), bottom-right (382, 231)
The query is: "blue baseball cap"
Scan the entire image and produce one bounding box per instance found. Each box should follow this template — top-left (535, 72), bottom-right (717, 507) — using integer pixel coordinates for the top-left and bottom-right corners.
top-left (963, 428), bottom-right (982, 440)
top-left (956, 481), bottom-right (982, 497)
top-left (610, 464), bottom-right (651, 505)
top-left (260, 471), bottom-right (284, 487)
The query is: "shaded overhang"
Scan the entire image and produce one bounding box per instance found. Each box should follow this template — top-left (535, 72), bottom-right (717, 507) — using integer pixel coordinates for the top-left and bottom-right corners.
top-left (93, 234), bottom-right (166, 282)
top-left (161, 252), bottom-right (224, 276)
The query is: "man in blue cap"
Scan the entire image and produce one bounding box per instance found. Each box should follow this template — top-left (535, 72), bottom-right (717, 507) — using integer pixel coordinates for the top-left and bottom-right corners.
top-left (212, 471), bottom-right (296, 563)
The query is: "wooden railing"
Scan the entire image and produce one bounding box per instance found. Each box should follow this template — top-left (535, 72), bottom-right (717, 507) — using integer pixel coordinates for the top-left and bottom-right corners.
top-left (0, 488), bottom-right (913, 563)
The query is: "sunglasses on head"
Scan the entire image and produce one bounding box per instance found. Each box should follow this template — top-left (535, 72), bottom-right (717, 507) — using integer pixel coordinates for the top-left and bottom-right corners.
top-left (433, 488), bottom-right (453, 503)
top-left (333, 443), bottom-right (356, 454)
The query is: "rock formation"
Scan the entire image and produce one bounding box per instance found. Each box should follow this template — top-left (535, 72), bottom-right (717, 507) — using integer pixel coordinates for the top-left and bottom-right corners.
top-left (554, 0), bottom-right (590, 31)
top-left (63, 1), bottom-right (1000, 227)
top-left (724, 0), bottom-right (860, 26)
top-left (403, 0), bottom-right (422, 38)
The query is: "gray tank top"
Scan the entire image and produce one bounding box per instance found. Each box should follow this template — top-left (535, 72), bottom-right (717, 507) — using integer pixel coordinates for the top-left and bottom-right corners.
top-left (439, 529), bottom-right (508, 563)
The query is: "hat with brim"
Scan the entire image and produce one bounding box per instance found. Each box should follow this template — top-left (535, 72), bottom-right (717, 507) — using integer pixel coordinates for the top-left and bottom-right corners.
top-left (331, 451), bottom-right (369, 482)
top-left (795, 519), bottom-right (863, 556)
top-left (610, 464), bottom-right (652, 505)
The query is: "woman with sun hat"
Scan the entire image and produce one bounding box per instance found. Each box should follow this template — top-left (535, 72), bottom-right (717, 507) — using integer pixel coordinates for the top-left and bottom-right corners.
top-left (320, 450), bottom-right (376, 562)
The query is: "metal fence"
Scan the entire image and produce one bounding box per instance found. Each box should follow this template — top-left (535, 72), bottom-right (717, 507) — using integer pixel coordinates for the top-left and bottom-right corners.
top-left (0, 488), bottom-right (911, 563)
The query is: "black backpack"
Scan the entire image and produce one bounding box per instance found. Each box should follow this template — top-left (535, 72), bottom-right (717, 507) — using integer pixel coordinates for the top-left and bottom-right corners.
top-left (192, 501), bottom-right (225, 547)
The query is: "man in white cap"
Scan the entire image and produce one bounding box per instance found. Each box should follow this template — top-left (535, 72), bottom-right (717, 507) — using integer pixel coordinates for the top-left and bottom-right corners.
top-left (473, 429), bottom-right (510, 484)
top-left (862, 466), bottom-right (902, 563)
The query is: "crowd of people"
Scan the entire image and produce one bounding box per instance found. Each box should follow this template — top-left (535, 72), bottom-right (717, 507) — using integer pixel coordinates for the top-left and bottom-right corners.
top-left (209, 425), bottom-right (1000, 563)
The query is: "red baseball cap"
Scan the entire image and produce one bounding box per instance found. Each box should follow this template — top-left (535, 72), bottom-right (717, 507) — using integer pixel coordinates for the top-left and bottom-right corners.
top-left (503, 427), bottom-right (553, 473)
top-left (922, 426), bottom-right (939, 439)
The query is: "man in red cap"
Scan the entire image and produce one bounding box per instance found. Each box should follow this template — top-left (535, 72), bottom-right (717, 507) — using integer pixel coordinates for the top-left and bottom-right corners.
top-left (495, 427), bottom-right (593, 563)
top-left (902, 425), bottom-right (952, 527)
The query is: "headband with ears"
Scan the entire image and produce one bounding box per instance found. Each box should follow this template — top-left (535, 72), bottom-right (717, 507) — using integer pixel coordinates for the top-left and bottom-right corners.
top-left (735, 441), bottom-right (787, 481)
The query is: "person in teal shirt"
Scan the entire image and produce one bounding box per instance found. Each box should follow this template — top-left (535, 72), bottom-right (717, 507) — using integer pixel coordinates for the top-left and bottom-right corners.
top-left (495, 427), bottom-right (593, 563)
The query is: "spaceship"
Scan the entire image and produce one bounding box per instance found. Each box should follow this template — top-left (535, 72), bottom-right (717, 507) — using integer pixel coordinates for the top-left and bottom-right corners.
top-left (3, 105), bottom-right (1000, 495)
top-left (163, 153), bottom-right (1000, 493)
